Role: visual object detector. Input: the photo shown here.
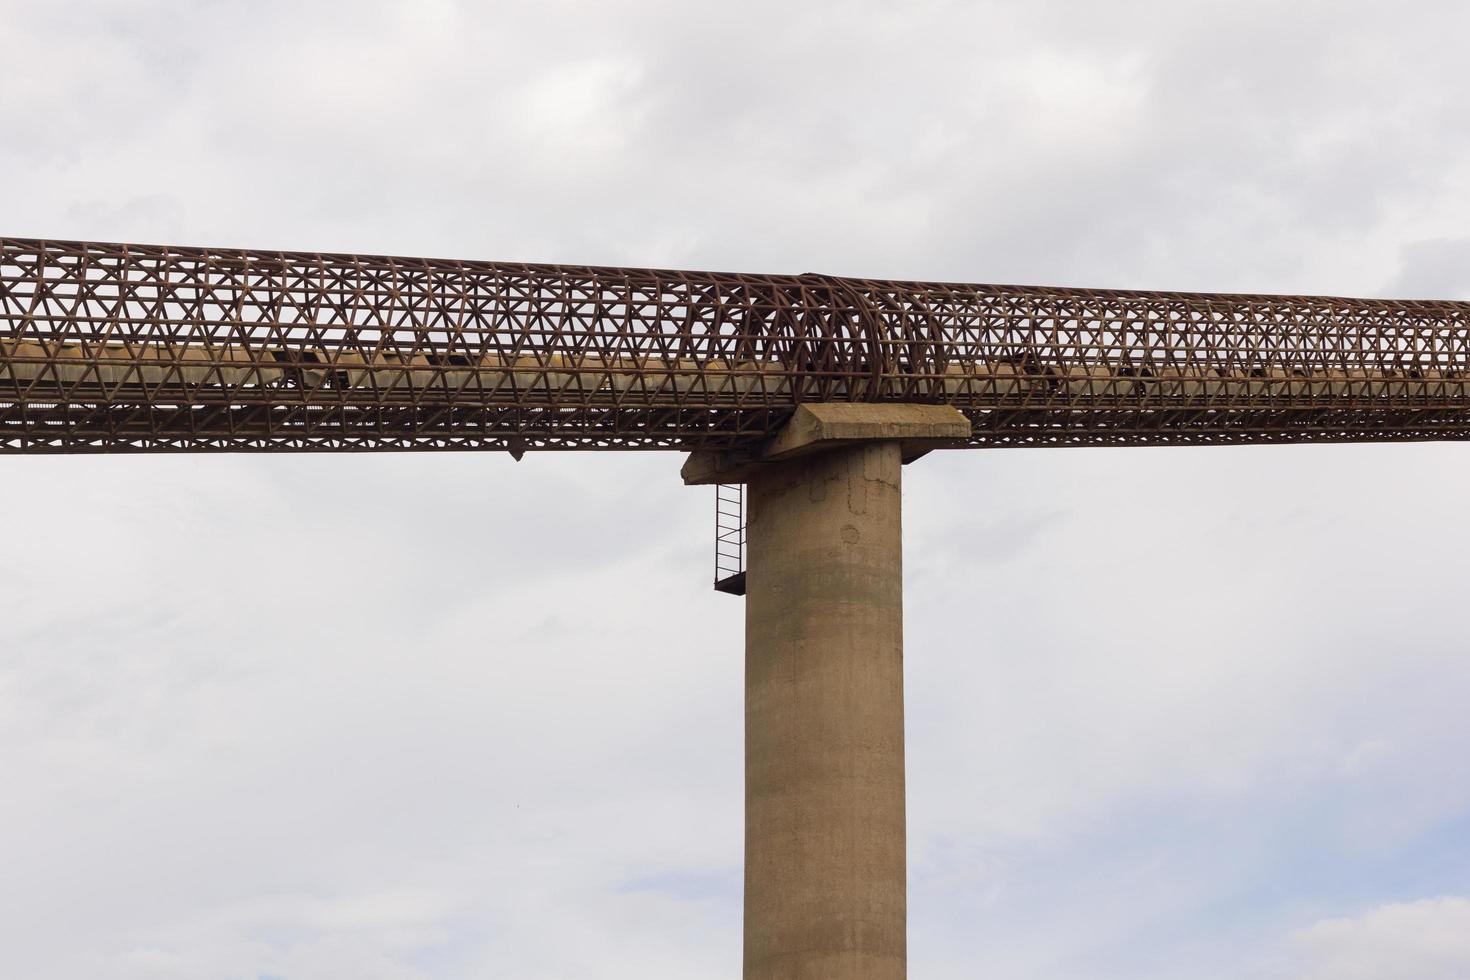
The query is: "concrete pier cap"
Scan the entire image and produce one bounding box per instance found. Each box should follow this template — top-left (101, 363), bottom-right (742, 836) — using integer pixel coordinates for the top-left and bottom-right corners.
top-left (683, 403), bottom-right (970, 980)
top-left (680, 402), bottom-right (972, 487)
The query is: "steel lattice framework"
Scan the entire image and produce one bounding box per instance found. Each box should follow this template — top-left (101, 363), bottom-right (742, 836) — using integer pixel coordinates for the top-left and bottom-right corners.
top-left (4, 237), bottom-right (1470, 454)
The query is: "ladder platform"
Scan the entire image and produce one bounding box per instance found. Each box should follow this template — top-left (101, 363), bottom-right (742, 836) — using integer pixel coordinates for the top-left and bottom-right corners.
top-left (714, 571), bottom-right (747, 596)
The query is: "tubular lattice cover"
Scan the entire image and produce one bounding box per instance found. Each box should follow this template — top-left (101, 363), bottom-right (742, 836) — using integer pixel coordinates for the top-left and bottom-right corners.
top-left (3, 238), bottom-right (1469, 453)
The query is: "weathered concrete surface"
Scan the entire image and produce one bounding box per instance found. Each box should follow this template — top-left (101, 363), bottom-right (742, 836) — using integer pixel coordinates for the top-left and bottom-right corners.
top-left (744, 440), bottom-right (906, 980)
top-left (681, 402), bottom-right (969, 485)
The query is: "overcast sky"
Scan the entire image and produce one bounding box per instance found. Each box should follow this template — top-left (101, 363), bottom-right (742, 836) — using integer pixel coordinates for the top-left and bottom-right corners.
top-left (4, 1), bottom-right (1470, 978)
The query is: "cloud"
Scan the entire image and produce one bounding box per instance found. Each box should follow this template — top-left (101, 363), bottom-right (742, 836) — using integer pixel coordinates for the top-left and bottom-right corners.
top-left (1287, 898), bottom-right (1470, 980)
top-left (1382, 238), bottom-right (1470, 299)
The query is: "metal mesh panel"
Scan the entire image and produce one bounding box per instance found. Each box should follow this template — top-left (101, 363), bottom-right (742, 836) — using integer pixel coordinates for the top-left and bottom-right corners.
top-left (4, 237), bottom-right (1470, 453)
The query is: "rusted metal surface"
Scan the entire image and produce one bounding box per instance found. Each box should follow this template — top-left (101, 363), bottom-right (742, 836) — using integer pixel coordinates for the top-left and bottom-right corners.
top-left (3, 237), bottom-right (1470, 453)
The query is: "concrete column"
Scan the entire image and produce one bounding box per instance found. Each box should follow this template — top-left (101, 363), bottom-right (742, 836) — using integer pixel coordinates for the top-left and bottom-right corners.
top-left (744, 440), bottom-right (906, 979)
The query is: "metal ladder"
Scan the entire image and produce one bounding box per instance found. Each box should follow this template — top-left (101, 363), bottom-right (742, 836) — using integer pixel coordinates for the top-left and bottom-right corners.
top-left (713, 483), bottom-right (746, 595)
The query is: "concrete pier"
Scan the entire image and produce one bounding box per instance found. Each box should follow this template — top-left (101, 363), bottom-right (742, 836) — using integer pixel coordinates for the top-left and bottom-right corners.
top-left (683, 403), bottom-right (971, 980)
top-left (744, 440), bottom-right (907, 978)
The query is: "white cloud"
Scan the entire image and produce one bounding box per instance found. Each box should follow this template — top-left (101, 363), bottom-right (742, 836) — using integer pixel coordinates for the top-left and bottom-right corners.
top-left (1288, 898), bottom-right (1470, 980)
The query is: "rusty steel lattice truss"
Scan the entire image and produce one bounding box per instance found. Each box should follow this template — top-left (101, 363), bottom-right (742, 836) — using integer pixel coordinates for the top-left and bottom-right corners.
top-left (4, 237), bottom-right (1470, 454)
